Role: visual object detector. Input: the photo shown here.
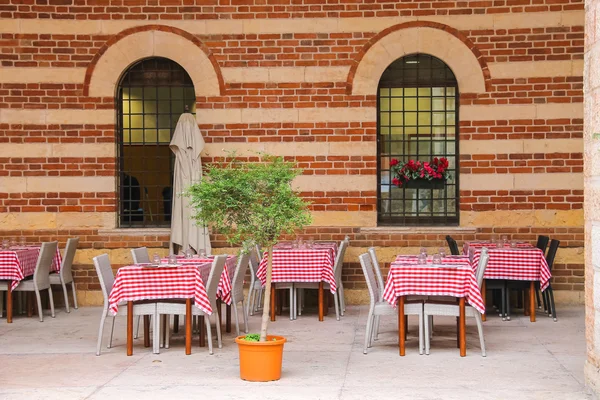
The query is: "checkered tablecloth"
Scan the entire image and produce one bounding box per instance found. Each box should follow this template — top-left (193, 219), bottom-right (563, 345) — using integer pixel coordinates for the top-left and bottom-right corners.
top-left (257, 247), bottom-right (337, 293)
top-left (382, 259), bottom-right (485, 314)
top-left (161, 255), bottom-right (237, 304)
top-left (463, 241), bottom-right (534, 253)
top-left (108, 265), bottom-right (212, 316)
top-left (0, 246), bottom-right (63, 290)
top-left (468, 246), bottom-right (552, 290)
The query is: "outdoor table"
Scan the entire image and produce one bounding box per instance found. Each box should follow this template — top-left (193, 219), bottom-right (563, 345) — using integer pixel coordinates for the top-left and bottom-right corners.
top-left (0, 245), bottom-right (62, 323)
top-left (463, 242), bottom-right (551, 322)
top-left (257, 242), bottom-right (337, 322)
top-left (383, 258), bottom-right (484, 357)
top-left (164, 255), bottom-right (237, 333)
top-left (108, 264), bottom-right (212, 356)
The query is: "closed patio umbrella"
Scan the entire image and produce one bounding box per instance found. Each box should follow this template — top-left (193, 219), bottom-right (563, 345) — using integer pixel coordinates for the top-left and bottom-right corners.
top-left (169, 111), bottom-right (211, 255)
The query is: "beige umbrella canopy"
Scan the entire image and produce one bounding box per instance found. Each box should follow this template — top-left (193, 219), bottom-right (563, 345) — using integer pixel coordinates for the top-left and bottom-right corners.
top-left (169, 112), bottom-right (212, 255)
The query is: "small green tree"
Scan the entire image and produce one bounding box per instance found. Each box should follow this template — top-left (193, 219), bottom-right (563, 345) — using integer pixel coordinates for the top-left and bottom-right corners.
top-left (186, 154), bottom-right (312, 341)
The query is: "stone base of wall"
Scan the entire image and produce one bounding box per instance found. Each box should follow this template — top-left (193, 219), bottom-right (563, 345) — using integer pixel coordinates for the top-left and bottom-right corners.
top-left (585, 361), bottom-right (600, 399)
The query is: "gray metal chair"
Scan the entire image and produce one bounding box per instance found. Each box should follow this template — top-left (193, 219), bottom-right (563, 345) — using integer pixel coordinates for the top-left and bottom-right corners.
top-left (423, 247), bottom-right (490, 356)
top-left (130, 247), bottom-right (150, 338)
top-left (159, 254), bottom-right (227, 355)
top-left (49, 237), bottom-right (79, 313)
top-left (8, 241), bottom-right (58, 322)
top-left (231, 252), bottom-right (251, 336)
top-left (295, 239), bottom-right (349, 320)
top-left (92, 254), bottom-right (158, 356)
top-left (358, 253), bottom-right (424, 354)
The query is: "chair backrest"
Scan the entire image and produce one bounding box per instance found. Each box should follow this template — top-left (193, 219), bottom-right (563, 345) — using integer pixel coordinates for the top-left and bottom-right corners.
top-left (535, 235), bottom-right (550, 254)
top-left (333, 239), bottom-right (349, 284)
top-left (367, 247), bottom-right (385, 301)
top-left (92, 254), bottom-right (115, 308)
top-left (232, 252), bottom-right (251, 300)
top-left (205, 254), bottom-right (227, 309)
top-left (546, 239), bottom-right (560, 271)
top-left (60, 237), bottom-right (79, 282)
top-left (358, 253), bottom-right (379, 307)
top-left (446, 235), bottom-right (460, 255)
top-left (131, 247), bottom-right (150, 264)
top-left (474, 247), bottom-right (489, 288)
top-left (249, 246), bottom-right (260, 277)
top-left (33, 241), bottom-right (58, 291)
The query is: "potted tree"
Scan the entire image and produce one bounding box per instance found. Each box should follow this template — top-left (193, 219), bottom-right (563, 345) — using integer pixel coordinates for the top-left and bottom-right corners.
top-left (186, 154), bottom-right (311, 381)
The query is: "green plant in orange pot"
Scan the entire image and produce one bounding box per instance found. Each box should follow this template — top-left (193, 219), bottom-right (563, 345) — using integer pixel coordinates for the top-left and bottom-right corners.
top-left (186, 153), bottom-right (311, 381)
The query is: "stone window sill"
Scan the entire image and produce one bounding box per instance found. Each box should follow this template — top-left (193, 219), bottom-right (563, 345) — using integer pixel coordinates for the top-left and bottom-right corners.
top-left (359, 227), bottom-right (477, 235)
top-left (97, 228), bottom-right (171, 236)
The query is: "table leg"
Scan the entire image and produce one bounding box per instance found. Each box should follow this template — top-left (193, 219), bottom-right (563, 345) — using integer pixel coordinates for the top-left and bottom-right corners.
top-left (226, 304), bottom-right (231, 333)
top-left (481, 280), bottom-right (487, 322)
top-left (127, 301), bottom-right (133, 356)
top-left (270, 285), bottom-right (276, 322)
top-left (173, 315), bottom-right (179, 333)
top-left (398, 296), bottom-right (405, 356)
top-left (185, 299), bottom-right (192, 355)
top-left (216, 299), bottom-right (222, 330)
top-left (529, 281), bottom-right (536, 322)
top-left (199, 316), bottom-right (205, 347)
top-left (143, 315), bottom-right (150, 348)
top-left (459, 298), bottom-right (466, 357)
top-left (318, 282), bottom-right (324, 322)
top-left (6, 281), bottom-right (12, 323)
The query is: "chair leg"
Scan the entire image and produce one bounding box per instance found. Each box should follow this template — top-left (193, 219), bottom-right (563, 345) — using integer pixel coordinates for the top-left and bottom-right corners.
top-left (232, 300), bottom-right (241, 336)
top-left (0, 291), bottom-right (3, 318)
top-left (246, 286), bottom-right (254, 317)
top-left (298, 289), bottom-right (303, 316)
top-left (71, 281), bottom-right (78, 309)
top-left (339, 283), bottom-right (345, 316)
top-left (363, 311), bottom-right (374, 354)
top-left (548, 287), bottom-right (557, 321)
top-left (134, 315), bottom-right (141, 339)
top-left (153, 312), bottom-right (160, 354)
top-left (373, 315), bottom-right (380, 341)
top-left (205, 314), bottom-right (214, 355)
top-left (108, 316), bottom-right (116, 348)
top-left (542, 288), bottom-right (549, 313)
top-left (34, 290), bottom-right (44, 322)
top-left (424, 313), bottom-right (431, 355)
top-left (418, 312), bottom-right (424, 355)
top-left (96, 309), bottom-right (108, 356)
top-left (503, 285), bottom-right (509, 321)
top-left (242, 300), bottom-right (249, 334)
top-left (535, 286), bottom-right (542, 309)
top-left (333, 290), bottom-right (340, 321)
top-left (47, 288), bottom-right (55, 318)
top-left (165, 315), bottom-right (171, 349)
top-left (474, 312), bottom-right (486, 357)
top-left (289, 287), bottom-right (294, 321)
top-left (61, 280), bottom-right (70, 313)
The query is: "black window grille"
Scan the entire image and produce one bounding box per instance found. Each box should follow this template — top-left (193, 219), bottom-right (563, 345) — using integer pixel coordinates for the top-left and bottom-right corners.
top-left (116, 57), bottom-right (196, 228)
top-left (377, 54), bottom-right (459, 226)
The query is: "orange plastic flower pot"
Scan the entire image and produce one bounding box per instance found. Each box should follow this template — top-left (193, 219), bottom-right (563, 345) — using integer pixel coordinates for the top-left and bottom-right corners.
top-left (235, 335), bottom-right (286, 382)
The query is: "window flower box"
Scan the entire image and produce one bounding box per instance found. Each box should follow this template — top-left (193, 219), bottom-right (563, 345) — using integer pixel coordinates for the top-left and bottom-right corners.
top-left (390, 157), bottom-right (451, 188)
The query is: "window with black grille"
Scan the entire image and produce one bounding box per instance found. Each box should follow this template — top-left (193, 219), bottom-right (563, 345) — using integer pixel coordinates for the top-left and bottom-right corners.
top-left (117, 57), bottom-right (196, 228)
top-left (377, 54), bottom-right (459, 226)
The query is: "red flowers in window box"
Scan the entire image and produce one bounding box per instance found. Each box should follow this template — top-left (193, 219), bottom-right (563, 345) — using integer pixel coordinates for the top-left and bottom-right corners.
top-left (389, 157), bottom-right (451, 187)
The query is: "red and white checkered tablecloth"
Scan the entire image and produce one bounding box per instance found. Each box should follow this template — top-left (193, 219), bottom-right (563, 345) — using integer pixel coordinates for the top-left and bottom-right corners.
top-left (161, 255), bottom-right (237, 304)
top-left (0, 246), bottom-right (63, 290)
top-left (257, 247), bottom-right (337, 293)
top-left (108, 265), bottom-right (212, 316)
top-left (382, 259), bottom-right (485, 314)
top-left (463, 241), bottom-right (534, 254)
top-left (469, 247), bottom-right (552, 290)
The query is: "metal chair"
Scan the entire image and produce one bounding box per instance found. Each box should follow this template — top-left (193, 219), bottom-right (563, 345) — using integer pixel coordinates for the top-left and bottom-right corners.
top-left (92, 254), bottom-right (158, 355)
top-left (130, 247), bottom-right (151, 339)
top-left (231, 251), bottom-right (251, 336)
top-left (535, 235), bottom-right (550, 254)
top-left (445, 235), bottom-right (460, 255)
top-left (358, 253), bottom-right (424, 354)
top-left (49, 237), bottom-right (79, 313)
top-left (424, 248), bottom-right (489, 356)
top-left (158, 255), bottom-right (227, 355)
top-left (7, 241), bottom-right (58, 322)
top-left (295, 239), bottom-right (349, 320)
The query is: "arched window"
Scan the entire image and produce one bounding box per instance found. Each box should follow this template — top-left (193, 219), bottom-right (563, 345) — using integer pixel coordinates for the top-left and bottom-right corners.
top-left (117, 57), bottom-right (196, 228)
top-left (377, 54), bottom-right (459, 226)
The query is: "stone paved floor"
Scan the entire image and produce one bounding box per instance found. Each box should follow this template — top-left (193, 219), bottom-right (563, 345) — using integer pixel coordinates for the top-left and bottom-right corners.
top-left (0, 304), bottom-right (590, 399)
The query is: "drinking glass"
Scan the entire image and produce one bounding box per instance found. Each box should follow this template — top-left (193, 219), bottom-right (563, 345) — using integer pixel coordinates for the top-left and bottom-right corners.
top-left (432, 253), bottom-right (442, 266)
top-left (292, 240), bottom-right (298, 249)
top-left (298, 237), bottom-right (305, 249)
top-left (419, 247), bottom-right (427, 256)
top-left (152, 253), bottom-right (161, 265)
top-left (19, 236), bottom-right (26, 246)
top-left (185, 248), bottom-right (193, 259)
top-left (199, 248), bottom-right (207, 257)
top-left (490, 235), bottom-right (497, 244)
top-left (501, 235), bottom-right (508, 245)
top-left (468, 247), bottom-right (475, 263)
top-left (417, 253), bottom-right (427, 265)
top-left (10, 238), bottom-right (16, 248)
top-left (168, 254), bottom-right (177, 265)
top-left (307, 236), bottom-right (315, 249)
top-left (1, 239), bottom-right (8, 250)
top-left (438, 247), bottom-right (446, 258)
top-left (510, 240), bottom-right (517, 248)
